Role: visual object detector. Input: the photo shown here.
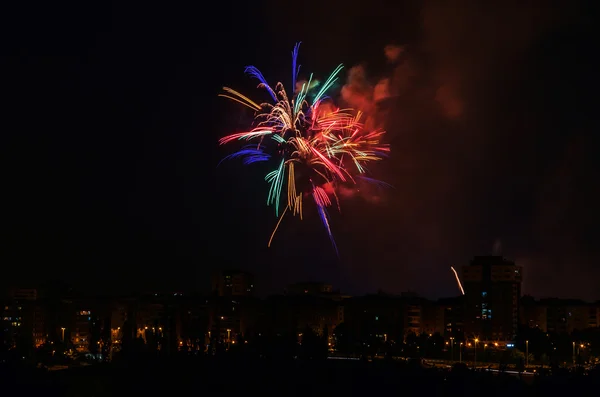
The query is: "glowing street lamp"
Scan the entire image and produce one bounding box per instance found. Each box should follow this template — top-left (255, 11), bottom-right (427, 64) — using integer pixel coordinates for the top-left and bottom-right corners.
top-left (61, 327), bottom-right (66, 342)
top-left (474, 338), bottom-right (479, 368)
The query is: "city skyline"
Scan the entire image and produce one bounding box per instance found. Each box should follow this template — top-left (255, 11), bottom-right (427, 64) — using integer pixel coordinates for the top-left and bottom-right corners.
top-left (3, 257), bottom-right (599, 304)
top-left (2, 1), bottom-right (599, 301)
top-left (2, 260), bottom-right (599, 363)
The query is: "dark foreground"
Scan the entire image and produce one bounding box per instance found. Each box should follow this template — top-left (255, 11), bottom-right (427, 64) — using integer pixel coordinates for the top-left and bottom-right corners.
top-left (1, 358), bottom-right (599, 397)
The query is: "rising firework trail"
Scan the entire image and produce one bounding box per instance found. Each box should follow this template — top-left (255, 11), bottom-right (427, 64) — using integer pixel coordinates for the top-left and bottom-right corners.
top-left (218, 43), bottom-right (390, 253)
top-left (450, 266), bottom-right (465, 295)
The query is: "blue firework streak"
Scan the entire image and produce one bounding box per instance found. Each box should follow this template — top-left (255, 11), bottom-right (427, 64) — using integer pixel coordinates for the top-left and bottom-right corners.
top-left (317, 204), bottom-right (339, 256)
top-left (218, 146), bottom-right (270, 166)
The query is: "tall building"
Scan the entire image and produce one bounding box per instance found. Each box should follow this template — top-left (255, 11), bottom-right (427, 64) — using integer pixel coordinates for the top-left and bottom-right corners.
top-left (436, 295), bottom-right (465, 338)
top-left (462, 256), bottom-right (522, 342)
top-left (419, 300), bottom-right (444, 336)
top-left (0, 288), bottom-right (45, 351)
top-left (211, 270), bottom-right (255, 297)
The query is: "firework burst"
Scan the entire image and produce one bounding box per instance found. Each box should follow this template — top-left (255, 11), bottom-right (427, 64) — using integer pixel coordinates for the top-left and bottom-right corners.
top-left (218, 43), bottom-right (390, 253)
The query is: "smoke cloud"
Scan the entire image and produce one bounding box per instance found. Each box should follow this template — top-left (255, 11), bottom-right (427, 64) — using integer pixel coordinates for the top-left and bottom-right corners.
top-left (340, 65), bottom-right (374, 114)
top-left (334, 0), bottom-right (598, 300)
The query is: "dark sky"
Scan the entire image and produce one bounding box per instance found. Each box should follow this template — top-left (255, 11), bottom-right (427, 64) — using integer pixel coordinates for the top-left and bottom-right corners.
top-left (2, 1), bottom-right (598, 300)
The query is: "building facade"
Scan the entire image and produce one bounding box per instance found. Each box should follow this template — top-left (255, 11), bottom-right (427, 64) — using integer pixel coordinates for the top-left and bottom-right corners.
top-left (463, 256), bottom-right (522, 342)
top-left (212, 270), bottom-right (255, 297)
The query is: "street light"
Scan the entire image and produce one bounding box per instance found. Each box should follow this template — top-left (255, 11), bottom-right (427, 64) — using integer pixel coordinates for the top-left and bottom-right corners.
top-left (573, 341), bottom-right (576, 366)
top-left (525, 340), bottom-right (529, 368)
top-left (474, 338), bottom-right (479, 368)
top-left (450, 337), bottom-right (455, 363)
top-left (484, 343), bottom-right (488, 363)
top-left (61, 327), bottom-right (66, 343)
top-left (459, 342), bottom-right (463, 363)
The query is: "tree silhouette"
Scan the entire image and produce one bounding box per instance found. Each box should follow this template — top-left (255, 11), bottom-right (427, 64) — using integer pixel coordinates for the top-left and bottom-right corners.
top-left (322, 325), bottom-right (329, 355)
top-left (181, 308), bottom-right (208, 353)
top-left (578, 327), bottom-right (600, 356)
top-left (333, 322), bottom-right (350, 353)
top-left (118, 313), bottom-right (141, 359)
top-left (88, 316), bottom-right (103, 356)
top-left (428, 333), bottom-right (445, 358)
top-left (299, 326), bottom-right (326, 360)
top-left (405, 331), bottom-right (419, 357)
top-left (516, 325), bottom-right (550, 360)
top-left (417, 333), bottom-right (429, 357)
top-left (15, 329), bottom-right (34, 359)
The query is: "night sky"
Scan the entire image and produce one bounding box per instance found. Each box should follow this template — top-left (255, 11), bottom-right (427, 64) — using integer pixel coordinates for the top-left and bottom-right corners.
top-left (2, 1), bottom-right (598, 300)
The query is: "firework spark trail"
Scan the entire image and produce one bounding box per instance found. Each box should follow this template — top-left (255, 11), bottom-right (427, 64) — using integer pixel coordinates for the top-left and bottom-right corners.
top-left (218, 128), bottom-right (274, 145)
top-left (217, 43), bottom-right (390, 252)
top-left (291, 42), bottom-right (301, 94)
top-left (451, 266), bottom-right (465, 295)
top-left (218, 146), bottom-right (270, 166)
top-left (357, 176), bottom-right (394, 189)
top-left (316, 203), bottom-right (338, 256)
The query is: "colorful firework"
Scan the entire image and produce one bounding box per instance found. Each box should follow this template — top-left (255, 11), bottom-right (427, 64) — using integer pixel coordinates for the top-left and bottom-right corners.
top-left (218, 43), bottom-right (390, 253)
